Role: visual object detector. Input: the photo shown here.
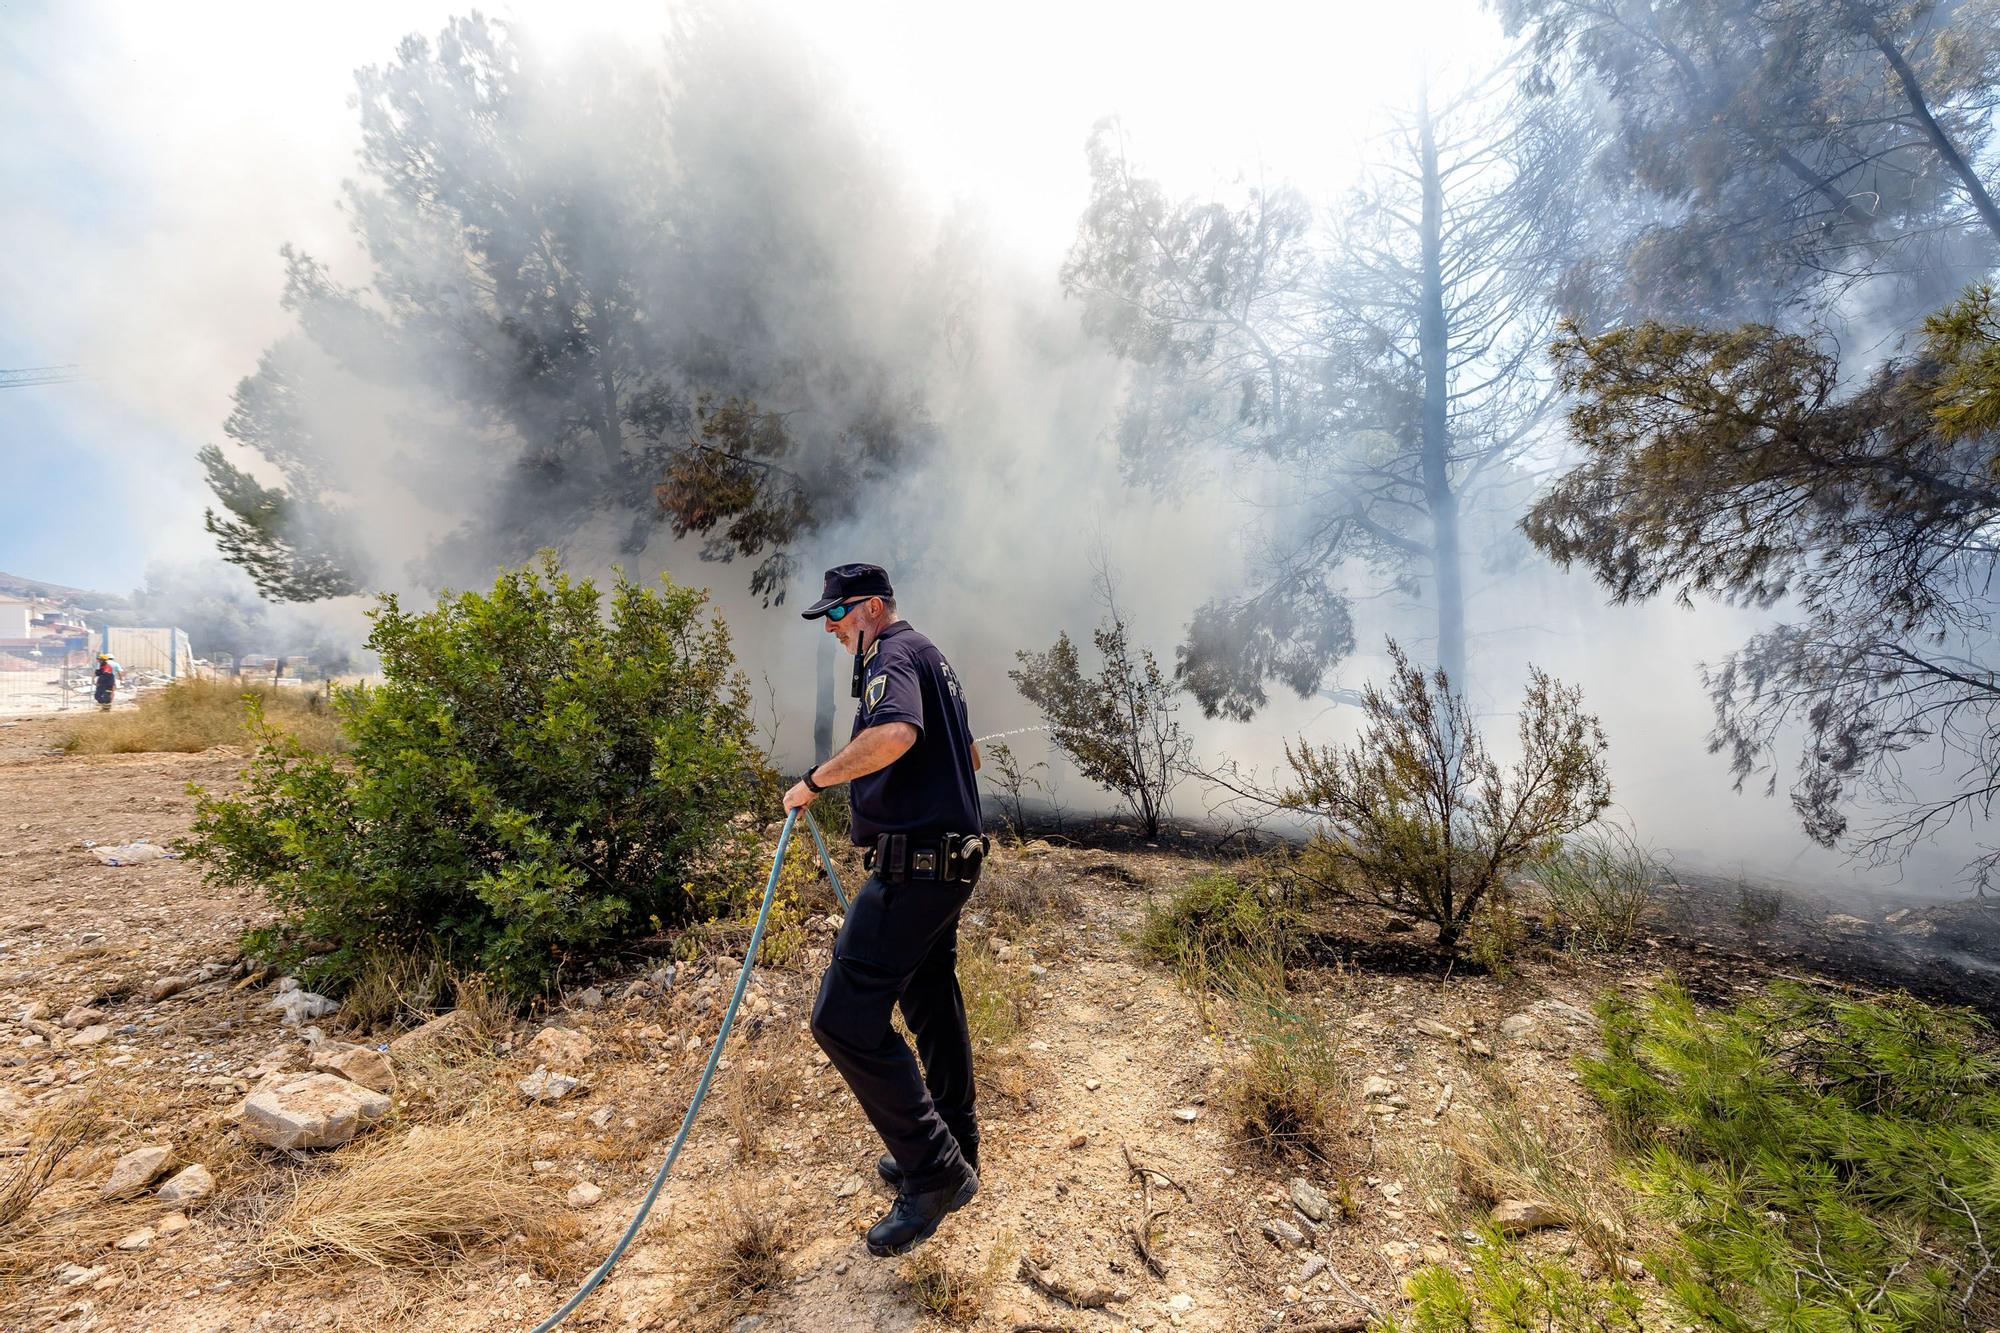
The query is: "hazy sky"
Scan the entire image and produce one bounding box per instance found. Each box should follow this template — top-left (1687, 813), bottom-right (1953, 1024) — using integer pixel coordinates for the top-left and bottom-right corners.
top-left (0, 0), bottom-right (1502, 591)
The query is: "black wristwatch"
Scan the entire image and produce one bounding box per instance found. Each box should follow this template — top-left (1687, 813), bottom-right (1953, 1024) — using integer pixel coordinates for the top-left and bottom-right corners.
top-left (801, 767), bottom-right (826, 794)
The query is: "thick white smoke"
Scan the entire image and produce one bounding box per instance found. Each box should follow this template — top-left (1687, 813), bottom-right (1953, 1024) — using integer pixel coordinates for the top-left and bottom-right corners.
top-left (3, 1), bottom-right (1973, 898)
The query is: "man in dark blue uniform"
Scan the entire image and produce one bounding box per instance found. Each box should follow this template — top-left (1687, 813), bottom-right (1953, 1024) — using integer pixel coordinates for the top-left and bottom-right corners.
top-left (784, 563), bottom-right (988, 1257)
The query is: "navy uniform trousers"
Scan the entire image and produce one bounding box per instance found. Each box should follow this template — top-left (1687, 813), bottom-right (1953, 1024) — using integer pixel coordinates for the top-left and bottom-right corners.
top-left (809, 869), bottom-right (978, 1194)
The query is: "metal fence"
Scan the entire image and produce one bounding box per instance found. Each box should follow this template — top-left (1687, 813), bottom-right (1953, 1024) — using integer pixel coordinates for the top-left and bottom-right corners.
top-left (0, 626), bottom-right (192, 715)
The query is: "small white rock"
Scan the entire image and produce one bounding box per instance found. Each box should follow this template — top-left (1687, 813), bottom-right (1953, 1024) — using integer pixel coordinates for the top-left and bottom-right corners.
top-left (265, 989), bottom-right (339, 1026)
top-left (229, 1071), bottom-right (390, 1149)
top-left (566, 1181), bottom-right (603, 1209)
top-left (1288, 1177), bottom-right (1332, 1223)
top-left (101, 1145), bottom-right (174, 1199)
top-left (156, 1163), bottom-right (215, 1207)
top-left (527, 1027), bottom-right (595, 1066)
top-left (519, 1066), bottom-right (580, 1102)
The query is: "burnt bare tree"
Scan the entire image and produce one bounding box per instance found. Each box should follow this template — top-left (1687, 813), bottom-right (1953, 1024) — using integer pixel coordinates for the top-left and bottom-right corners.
top-left (1524, 285), bottom-right (2000, 886)
top-left (1062, 62), bottom-right (1592, 714)
top-left (1498, 0), bottom-right (2000, 325)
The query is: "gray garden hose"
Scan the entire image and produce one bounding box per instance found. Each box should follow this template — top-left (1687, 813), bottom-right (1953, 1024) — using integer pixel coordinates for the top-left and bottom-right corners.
top-left (530, 804), bottom-right (847, 1331)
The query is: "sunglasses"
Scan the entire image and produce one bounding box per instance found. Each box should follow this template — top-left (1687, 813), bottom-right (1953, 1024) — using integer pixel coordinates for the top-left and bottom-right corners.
top-left (824, 598), bottom-right (871, 622)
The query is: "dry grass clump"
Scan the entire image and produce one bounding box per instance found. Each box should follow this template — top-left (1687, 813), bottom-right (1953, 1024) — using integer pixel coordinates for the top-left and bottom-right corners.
top-left (1223, 1003), bottom-right (1359, 1171)
top-left (672, 1187), bottom-right (789, 1332)
top-left (973, 862), bottom-right (1085, 935)
top-left (1526, 825), bottom-right (1667, 952)
top-left (960, 941), bottom-right (1033, 1056)
top-left (1733, 879), bottom-right (1786, 927)
top-left (255, 1119), bottom-right (575, 1271)
top-left (903, 1241), bottom-right (1014, 1325)
top-left (722, 1032), bottom-right (808, 1162)
top-left (0, 1103), bottom-right (161, 1283)
top-left (1442, 1085), bottom-right (1632, 1264)
top-left (341, 953), bottom-right (452, 1032)
top-left (63, 677), bottom-right (345, 755)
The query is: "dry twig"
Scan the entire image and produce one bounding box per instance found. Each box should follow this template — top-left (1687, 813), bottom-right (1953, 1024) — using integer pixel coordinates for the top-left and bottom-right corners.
top-left (1121, 1141), bottom-right (1177, 1278)
top-left (1325, 1261), bottom-right (1387, 1324)
top-left (0, 1105), bottom-right (94, 1232)
top-left (1130, 1212), bottom-right (1170, 1279)
top-left (1017, 1256), bottom-right (1128, 1309)
top-left (1121, 1142), bottom-right (1191, 1199)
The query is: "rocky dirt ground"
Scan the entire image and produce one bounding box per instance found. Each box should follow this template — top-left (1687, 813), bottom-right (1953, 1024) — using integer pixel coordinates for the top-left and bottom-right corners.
top-left (0, 711), bottom-right (1990, 1332)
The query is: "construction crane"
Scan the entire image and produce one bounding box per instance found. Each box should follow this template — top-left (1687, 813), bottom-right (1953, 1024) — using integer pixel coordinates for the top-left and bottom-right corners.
top-left (0, 365), bottom-right (80, 389)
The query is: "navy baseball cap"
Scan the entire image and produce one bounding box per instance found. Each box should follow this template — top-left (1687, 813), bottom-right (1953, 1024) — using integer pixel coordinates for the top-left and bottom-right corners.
top-left (801, 563), bottom-right (894, 618)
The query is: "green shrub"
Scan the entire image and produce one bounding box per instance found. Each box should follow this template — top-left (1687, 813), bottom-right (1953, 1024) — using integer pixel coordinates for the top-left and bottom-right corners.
top-left (1009, 579), bottom-right (1191, 839)
top-left (184, 555), bottom-right (770, 1006)
top-left (1527, 825), bottom-right (1664, 952)
top-left (1286, 640), bottom-right (1610, 953)
top-left (1582, 981), bottom-right (2000, 1331)
top-left (1381, 1228), bottom-right (1644, 1333)
top-left (1137, 870), bottom-right (1296, 990)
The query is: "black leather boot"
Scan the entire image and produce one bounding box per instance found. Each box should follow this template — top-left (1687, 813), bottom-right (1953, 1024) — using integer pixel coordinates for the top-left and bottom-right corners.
top-left (878, 1137), bottom-right (977, 1187)
top-left (865, 1164), bottom-right (978, 1258)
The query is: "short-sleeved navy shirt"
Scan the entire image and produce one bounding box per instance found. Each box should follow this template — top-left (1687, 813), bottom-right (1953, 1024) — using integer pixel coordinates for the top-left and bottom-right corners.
top-left (847, 621), bottom-right (982, 844)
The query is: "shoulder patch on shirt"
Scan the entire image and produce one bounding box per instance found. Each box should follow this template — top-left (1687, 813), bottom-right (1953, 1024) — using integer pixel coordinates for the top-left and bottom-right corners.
top-left (865, 675), bottom-right (887, 711)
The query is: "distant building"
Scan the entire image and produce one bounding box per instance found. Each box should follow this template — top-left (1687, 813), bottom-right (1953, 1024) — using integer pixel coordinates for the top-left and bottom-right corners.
top-left (0, 598), bottom-right (29, 641)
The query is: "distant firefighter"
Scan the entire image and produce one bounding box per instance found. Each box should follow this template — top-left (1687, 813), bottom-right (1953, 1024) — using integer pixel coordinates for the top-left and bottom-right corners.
top-left (92, 653), bottom-right (121, 709)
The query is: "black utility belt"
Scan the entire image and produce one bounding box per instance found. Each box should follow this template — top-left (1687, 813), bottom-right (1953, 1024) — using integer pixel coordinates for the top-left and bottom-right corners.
top-left (864, 832), bottom-right (991, 887)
